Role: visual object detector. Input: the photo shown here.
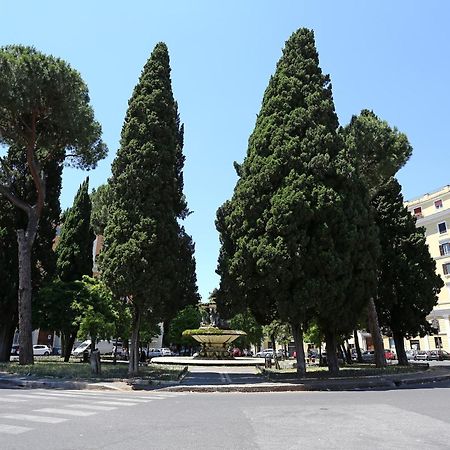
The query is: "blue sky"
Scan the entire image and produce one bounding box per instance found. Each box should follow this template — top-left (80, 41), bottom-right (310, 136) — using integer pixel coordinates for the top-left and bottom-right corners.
top-left (2, 1), bottom-right (449, 301)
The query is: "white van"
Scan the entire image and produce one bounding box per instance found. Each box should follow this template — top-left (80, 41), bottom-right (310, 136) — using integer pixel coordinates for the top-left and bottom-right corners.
top-left (72, 340), bottom-right (114, 356)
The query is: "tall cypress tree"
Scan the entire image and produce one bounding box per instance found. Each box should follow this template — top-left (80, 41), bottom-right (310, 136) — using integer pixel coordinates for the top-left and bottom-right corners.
top-left (373, 178), bottom-right (443, 365)
top-left (100, 43), bottom-right (190, 375)
top-left (216, 28), bottom-right (377, 374)
top-left (52, 178), bottom-right (94, 358)
top-left (56, 178), bottom-right (95, 282)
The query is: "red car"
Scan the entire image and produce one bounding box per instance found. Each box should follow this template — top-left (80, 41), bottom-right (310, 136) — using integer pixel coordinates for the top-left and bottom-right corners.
top-left (384, 349), bottom-right (396, 360)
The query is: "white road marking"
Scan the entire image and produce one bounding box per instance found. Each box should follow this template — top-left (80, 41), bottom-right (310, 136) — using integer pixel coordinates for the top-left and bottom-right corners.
top-left (0, 397), bottom-right (27, 403)
top-left (91, 397), bottom-right (150, 403)
top-left (0, 424), bottom-right (32, 434)
top-left (25, 392), bottom-right (150, 402)
top-left (10, 394), bottom-right (57, 400)
top-left (66, 404), bottom-right (117, 411)
top-left (31, 392), bottom-right (93, 399)
top-left (34, 408), bottom-right (97, 417)
top-left (94, 401), bottom-right (137, 406)
top-left (2, 414), bottom-right (68, 424)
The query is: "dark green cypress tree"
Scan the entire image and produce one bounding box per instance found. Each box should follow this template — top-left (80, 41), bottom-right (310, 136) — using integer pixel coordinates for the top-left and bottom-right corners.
top-left (56, 178), bottom-right (95, 282)
top-left (100, 43), bottom-right (191, 375)
top-left (216, 28), bottom-right (378, 374)
top-left (373, 178), bottom-right (443, 365)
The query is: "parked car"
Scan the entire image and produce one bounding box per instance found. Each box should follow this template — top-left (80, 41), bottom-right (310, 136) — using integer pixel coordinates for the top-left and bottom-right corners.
top-left (384, 349), bottom-right (396, 360)
top-left (427, 350), bottom-right (450, 361)
top-left (33, 344), bottom-right (51, 356)
top-left (72, 340), bottom-right (114, 356)
top-left (414, 350), bottom-right (429, 361)
top-left (361, 350), bottom-right (375, 363)
top-left (160, 348), bottom-right (173, 356)
top-left (405, 350), bottom-right (417, 360)
top-left (255, 349), bottom-right (274, 358)
top-left (10, 345), bottom-right (19, 356)
top-left (147, 348), bottom-right (162, 358)
top-left (231, 348), bottom-right (242, 357)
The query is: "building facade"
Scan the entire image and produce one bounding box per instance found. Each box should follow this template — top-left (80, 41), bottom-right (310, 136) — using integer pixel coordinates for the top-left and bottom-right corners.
top-left (403, 185), bottom-right (450, 351)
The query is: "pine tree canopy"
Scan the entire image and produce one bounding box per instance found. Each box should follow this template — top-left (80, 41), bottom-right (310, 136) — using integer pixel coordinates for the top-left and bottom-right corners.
top-left (340, 109), bottom-right (412, 197)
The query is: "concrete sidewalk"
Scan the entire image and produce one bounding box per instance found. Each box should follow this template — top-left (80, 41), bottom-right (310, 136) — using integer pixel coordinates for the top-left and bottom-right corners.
top-left (1, 365), bottom-right (450, 393)
top-left (162, 365), bottom-right (450, 393)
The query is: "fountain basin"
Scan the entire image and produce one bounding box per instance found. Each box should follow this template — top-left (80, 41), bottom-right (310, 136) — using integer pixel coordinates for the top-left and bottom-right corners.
top-left (182, 327), bottom-right (246, 359)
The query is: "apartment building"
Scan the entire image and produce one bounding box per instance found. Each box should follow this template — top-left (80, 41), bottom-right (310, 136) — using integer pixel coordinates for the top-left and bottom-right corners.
top-left (404, 185), bottom-right (450, 351)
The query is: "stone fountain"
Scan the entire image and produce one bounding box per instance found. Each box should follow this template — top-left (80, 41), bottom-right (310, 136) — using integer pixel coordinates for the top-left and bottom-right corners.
top-left (182, 301), bottom-right (246, 359)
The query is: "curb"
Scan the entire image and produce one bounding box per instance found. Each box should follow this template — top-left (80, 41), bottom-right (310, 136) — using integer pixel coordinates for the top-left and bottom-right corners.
top-left (1, 368), bottom-right (449, 393)
top-left (0, 375), bottom-right (129, 391)
top-left (160, 371), bottom-right (450, 393)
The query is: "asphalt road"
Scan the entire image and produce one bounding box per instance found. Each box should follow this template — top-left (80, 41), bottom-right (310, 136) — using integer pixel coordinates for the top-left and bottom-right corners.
top-left (1, 381), bottom-right (450, 449)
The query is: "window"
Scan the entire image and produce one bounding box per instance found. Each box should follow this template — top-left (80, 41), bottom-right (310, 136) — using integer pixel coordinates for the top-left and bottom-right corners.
top-left (435, 337), bottom-right (443, 348)
top-left (438, 222), bottom-right (447, 234)
top-left (443, 262), bottom-right (450, 275)
top-left (435, 199), bottom-right (443, 209)
top-left (439, 242), bottom-right (450, 256)
top-left (413, 207), bottom-right (422, 217)
top-left (431, 319), bottom-right (440, 333)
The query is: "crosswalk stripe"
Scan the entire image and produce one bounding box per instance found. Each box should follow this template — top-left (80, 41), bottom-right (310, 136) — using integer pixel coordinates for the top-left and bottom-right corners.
top-left (3, 414), bottom-right (68, 424)
top-left (34, 408), bottom-right (97, 417)
top-left (0, 397), bottom-right (27, 403)
top-left (92, 397), bottom-right (150, 403)
top-left (66, 404), bottom-right (117, 411)
top-left (31, 392), bottom-right (93, 399)
top-left (94, 401), bottom-right (137, 406)
top-left (10, 394), bottom-right (57, 400)
top-left (0, 424), bottom-right (32, 434)
top-left (34, 392), bottom-right (150, 403)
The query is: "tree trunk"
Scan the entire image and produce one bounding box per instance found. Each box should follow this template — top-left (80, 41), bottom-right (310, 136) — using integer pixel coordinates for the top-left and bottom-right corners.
top-left (393, 330), bottom-right (408, 366)
top-left (63, 329), bottom-right (78, 362)
top-left (0, 305), bottom-right (17, 362)
top-left (367, 298), bottom-right (386, 367)
top-left (17, 228), bottom-right (35, 365)
top-left (291, 323), bottom-right (306, 377)
top-left (162, 319), bottom-right (170, 347)
top-left (128, 305), bottom-right (141, 376)
top-left (353, 329), bottom-right (363, 363)
top-left (325, 331), bottom-right (339, 374)
top-left (90, 349), bottom-right (101, 374)
top-left (91, 336), bottom-right (96, 352)
top-left (342, 343), bottom-right (351, 365)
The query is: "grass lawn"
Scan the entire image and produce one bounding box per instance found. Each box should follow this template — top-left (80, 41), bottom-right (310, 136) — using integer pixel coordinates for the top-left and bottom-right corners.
top-left (0, 357), bottom-right (185, 382)
top-left (262, 363), bottom-right (428, 380)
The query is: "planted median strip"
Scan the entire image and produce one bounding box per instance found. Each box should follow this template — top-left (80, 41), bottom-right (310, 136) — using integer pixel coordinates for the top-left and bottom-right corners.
top-left (0, 359), bottom-right (186, 383)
